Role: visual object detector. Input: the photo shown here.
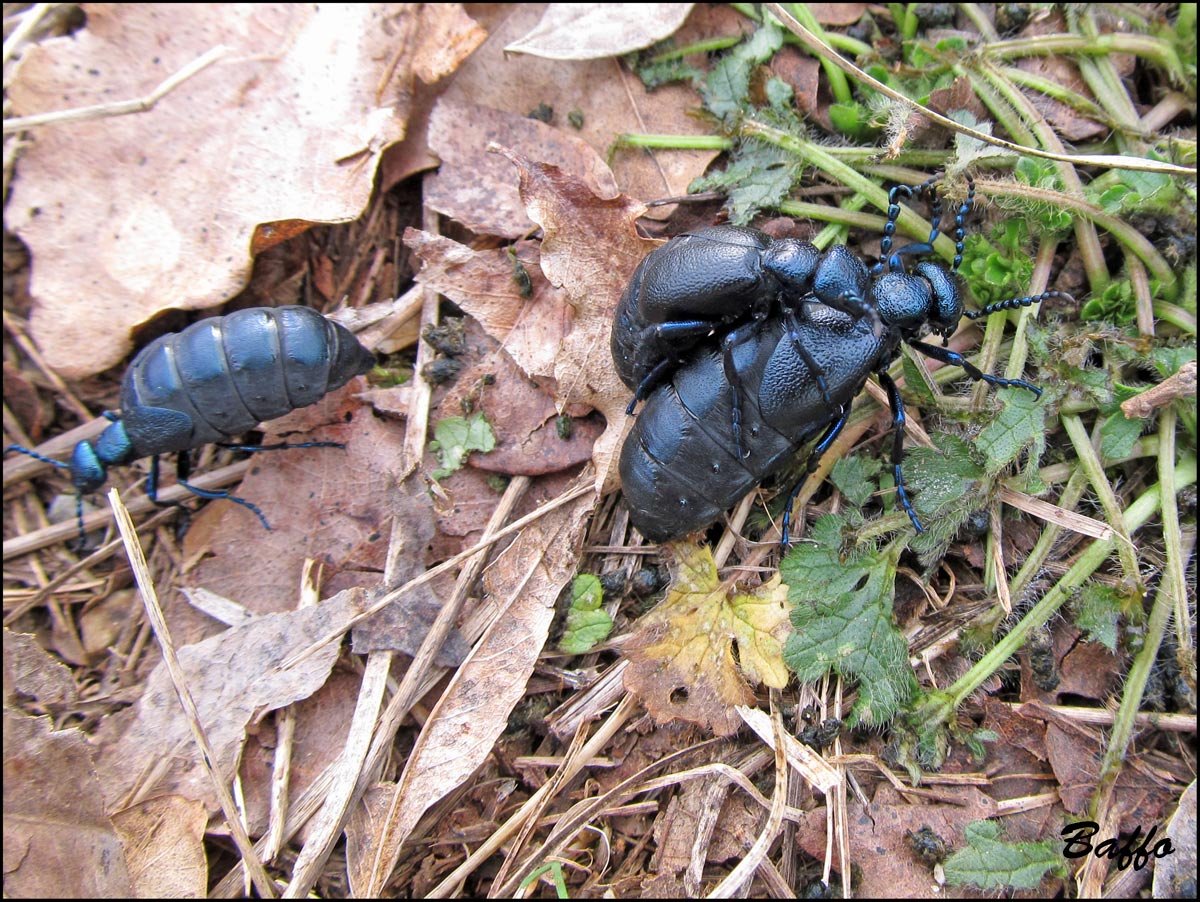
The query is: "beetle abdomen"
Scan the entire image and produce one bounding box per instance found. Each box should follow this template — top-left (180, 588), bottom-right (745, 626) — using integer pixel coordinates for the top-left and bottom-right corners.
top-left (121, 306), bottom-right (374, 456)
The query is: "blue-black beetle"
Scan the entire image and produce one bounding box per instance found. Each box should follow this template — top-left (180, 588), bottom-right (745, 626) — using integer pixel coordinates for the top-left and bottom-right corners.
top-left (617, 176), bottom-right (1071, 544)
top-left (7, 305), bottom-right (375, 541)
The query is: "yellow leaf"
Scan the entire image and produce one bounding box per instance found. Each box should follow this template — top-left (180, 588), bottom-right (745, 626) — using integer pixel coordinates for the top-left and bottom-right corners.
top-left (624, 543), bottom-right (792, 735)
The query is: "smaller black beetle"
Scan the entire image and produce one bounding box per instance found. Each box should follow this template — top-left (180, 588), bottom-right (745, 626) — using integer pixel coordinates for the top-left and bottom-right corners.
top-left (6, 305), bottom-right (375, 542)
top-left (618, 176), bottom-right (1072, 545)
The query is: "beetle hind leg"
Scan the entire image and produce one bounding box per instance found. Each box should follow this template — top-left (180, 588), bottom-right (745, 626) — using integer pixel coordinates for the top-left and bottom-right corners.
top-left (779, 405), bottom-right (851, 547)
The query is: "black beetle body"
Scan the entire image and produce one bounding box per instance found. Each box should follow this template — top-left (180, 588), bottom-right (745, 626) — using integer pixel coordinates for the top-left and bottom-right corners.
top-left (617, 176), bottom-right (1070, 544)
top-left (8, 305), bottom-right (375, 538)
top-left (620, 302), bottom-right (883, 542)
top-left (611, 227), bottom-right (876, 413)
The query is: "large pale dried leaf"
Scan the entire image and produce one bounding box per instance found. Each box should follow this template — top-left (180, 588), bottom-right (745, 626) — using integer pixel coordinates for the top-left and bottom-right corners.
top-left (111, 796), bottom-right (208, 898)
top-left (505, 3), bottom-right (694, 60)
top-left (440, 4), bottom-right (719, 210)
top-left (3, 710), bottom-right (134, 897)
top-left (425, 97), bottom-right (618, 238)
top-left (92, 589), bottom-right (364, 811)
top-left (624, 543), bottom-right (791, 736)
top-left (7, 4), bottom-right (422, 378)
top-left (357, 485), bottom-right (596, 892)
top-left (497, 146), bottom-right (659, 493)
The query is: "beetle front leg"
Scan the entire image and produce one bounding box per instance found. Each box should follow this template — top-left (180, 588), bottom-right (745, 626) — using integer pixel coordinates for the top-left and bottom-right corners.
top-left (907, 339), bottom-right (1042, 398)
top-left (877, 371), bottom-right (923, 532)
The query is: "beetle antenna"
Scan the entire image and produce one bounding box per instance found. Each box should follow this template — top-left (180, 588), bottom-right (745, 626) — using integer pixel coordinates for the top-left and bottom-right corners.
top-left (964, 290), bottom-right (1073, 319)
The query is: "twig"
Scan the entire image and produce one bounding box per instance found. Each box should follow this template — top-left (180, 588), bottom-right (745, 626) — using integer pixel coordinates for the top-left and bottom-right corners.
top-left (4, 44), bottom-right (229, 133)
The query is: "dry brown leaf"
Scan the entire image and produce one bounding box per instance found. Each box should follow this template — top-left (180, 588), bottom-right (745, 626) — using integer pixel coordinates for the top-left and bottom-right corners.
top-left (111, 795), bottom-right (208, 898)
top-left (495, 146), bottom-right (659, 493)
top-left (3, 710), bottom-right (134, 897)
top-left (624, 543), bottom-right (790, 736)
top-left (5, 4), bottom-right (461, 378)
top-left (424, 97), bottom-right (619, 238)
top-left (405, 231), bottom-right (571, 382)
top-left (182, 387), bottom-right (406, 621)
top-left (793, 792), bottom-right (1001, 898)
top-left (358, 483), bottom-right (597, 895)
top-left (91, 588), bottom-right (364, 811)
top-left (440, 4), bottom-right (720, 209)
top-left (504, 3), bottom-right (694, 60)
top-left (351, 476), bottom-right (469, 667)
top-left (3, 627), bottom-right (79, 707)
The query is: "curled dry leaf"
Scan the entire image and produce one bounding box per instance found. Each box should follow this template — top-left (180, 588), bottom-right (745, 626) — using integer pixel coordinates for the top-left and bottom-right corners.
top-left (5, 4), bottom-right (478, 377)
top-left (438, 3), bottom-right (722, 213)
top-left (359, 485), bottom-right (596, 893)
top-left (504, 3), bottom-right (695, 60)
top-left (493, 145), bottom-right (661, 493)
top-left (624, 543), bottom-right (792, 736)
top-left (424, 97), bottom-right (619, 238)
top-left (405, 231), bottom-right (570, 383)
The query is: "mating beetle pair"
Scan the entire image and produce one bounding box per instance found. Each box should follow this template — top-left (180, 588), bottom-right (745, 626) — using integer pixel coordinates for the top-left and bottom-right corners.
top-left (7, 305), bottom-right (375, 543)
top-left (614, 175), bottom-right (1070, 544)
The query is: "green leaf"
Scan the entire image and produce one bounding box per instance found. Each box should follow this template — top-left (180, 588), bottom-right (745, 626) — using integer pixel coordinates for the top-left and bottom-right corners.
top-left (1099, 410), bottom-right (1145, 461)
top-left (1072, 583), bottom-right (1122, 652)
top-left (559, 574), bottom-right (613, 654)
top-left (943, 821), bottom-right (1065, 890)
top-left (690, 140), bottom-right (800, 224)
top-left (830, 454), bottom-right (883, 508)
top-left (429, 412), bottom-right (497, 480)
top-left (974, 390), bottom-right (1045, 476)
top-left (701, 55), bottom-right (751, 121)
top-left (782, 516), bottom-right (918, 725)
top-left (828, 101), bottom-right (873, 139)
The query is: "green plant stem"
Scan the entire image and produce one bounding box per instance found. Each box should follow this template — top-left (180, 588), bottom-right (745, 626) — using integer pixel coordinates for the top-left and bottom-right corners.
top-left (911, 454), bottom-right (1196, 734)
top-left (1156, 407), bottom-right (1192, 664)
top-left (999, 66), bottom-right (1133, 136)
top-left (980, 33), bottom-right (1184, 83)
top-left (978, 179), bottom-right (1177, 298)
top-left (1060, 413), bottom-right (1142, 587)
top-left (615, 134), bottom-right (732, 151)
top-left (784, 4), bottom-right (853, 104)
top-left (1090, 417), bottom-right (1192, 824)
top-left (957, 3), bottom-right (998, 41)
top-left (740, 118), bottom-right (959, 261)
top-left (971, 62), bottom-right (1111, 296)
top-left (647, 36), bottom-right (745, 61)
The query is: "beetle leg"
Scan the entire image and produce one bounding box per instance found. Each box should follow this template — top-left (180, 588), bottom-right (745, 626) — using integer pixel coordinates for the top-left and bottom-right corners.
top-left (153, 451), bottom-right (273, 531)
top-left (626, 320), bottom-right (717, 414)
top-left (877, 371), bottom-right (924, 532)
top-left (218, 441), bottom-right (345, 452)
top-left (720, 313), bottom-right (772, 459)
top-left (907, 338), bottom-right (1043, 398)
top-left (782, 307), bottom-right (832, 406)
top-left (779, 404), bottom-right (850, 547)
